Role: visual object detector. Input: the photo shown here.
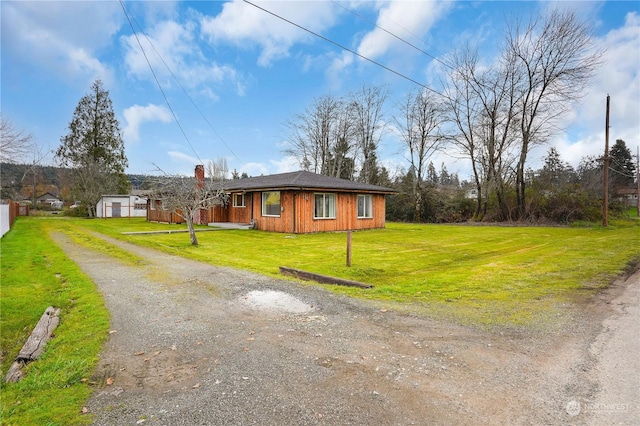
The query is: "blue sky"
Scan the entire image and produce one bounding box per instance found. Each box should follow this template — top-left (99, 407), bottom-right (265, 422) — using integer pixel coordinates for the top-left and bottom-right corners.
top-left (2, 1), bottom-right (639, 179)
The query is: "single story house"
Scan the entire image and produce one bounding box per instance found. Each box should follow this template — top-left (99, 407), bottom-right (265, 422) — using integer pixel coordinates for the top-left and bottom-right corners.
top-left (146, 169), bottom-right (397, 233)
top-left (214, 170), bottom-right (396, 233)
top-left (96, 194), bottom-right (148, 218)
top-left (615, 187), bottom-right (639, 208)
top-left (35, 192), bottom-right (61, 205)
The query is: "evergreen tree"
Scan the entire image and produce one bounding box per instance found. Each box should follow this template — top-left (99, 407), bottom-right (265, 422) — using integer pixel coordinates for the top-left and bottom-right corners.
top-left (426, 161), bottom-right (438, 184)
top-left (609, 139), bottom-right (635, 190)
top-left (56, 79), bottom-right (129, 217)
top-left (538, 147), bottom-right (575, 190)
top-left (440, 163), bottom-right (451, 186)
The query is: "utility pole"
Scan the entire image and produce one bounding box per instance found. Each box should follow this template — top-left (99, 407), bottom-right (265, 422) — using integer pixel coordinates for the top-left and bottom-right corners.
top-left (603, 95), bottom-right (610, 227)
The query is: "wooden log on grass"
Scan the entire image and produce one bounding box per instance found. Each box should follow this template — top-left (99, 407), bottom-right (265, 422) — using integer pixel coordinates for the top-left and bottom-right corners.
top-left (279, 266), bottom-right (373, 289)
top-left (5, 306), bottom-right (60, 383)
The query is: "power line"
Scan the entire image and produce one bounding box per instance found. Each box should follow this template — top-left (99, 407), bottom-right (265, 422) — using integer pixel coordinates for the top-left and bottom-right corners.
top-left (330, 0), bottom-right (454, 72)
top-left (127, 11), bottom-right (240, 161)
top-left (242, 0), bottom-right (444, 99)
top-left (119, 0), bottom-right (204, 165)
top-left (242, 0), bottom-right (488, 121)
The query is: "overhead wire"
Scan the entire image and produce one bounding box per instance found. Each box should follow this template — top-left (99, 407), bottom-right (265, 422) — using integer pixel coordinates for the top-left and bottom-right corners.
top-left (119, 0), bottom-right (204, 166)
top-left (127, 10), bottom-right (240, 161)
top-left (329, 0), bottom-right (454, 72)
top-left (242, 0), bottom-right (446, 100)
top-left (242, 0), bottom-right (484, 119)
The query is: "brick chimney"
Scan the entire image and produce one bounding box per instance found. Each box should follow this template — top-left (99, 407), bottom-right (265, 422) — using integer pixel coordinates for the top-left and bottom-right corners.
top-left (194, 165), bottom-right (207, 225)
top-left (195, 165), bottom-right (205, 189)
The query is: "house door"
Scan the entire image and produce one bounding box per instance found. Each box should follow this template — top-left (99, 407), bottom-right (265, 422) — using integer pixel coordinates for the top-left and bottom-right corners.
top-left (112, 202), bottom-right (121, 217)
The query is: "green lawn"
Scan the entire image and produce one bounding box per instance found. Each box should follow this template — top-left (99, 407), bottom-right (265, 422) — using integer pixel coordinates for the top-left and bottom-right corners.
top-left (72, 216), bottom-right (640, 327)
top-left (1, 215), bottom-right (638, 424)
top-left (1, 218), bottom-right (110, 425)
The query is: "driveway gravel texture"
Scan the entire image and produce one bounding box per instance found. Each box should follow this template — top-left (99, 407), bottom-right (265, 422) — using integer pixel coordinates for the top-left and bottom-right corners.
top-left (49, 231), bottom-right (639, 426)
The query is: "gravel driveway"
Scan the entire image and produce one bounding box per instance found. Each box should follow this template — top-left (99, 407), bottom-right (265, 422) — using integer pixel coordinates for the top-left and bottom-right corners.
top-left (49, 231), bottom-right (639, 425)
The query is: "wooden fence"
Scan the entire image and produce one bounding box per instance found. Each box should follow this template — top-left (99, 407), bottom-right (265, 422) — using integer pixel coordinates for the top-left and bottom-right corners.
top-left (1, 200), bottom-right (29, 238)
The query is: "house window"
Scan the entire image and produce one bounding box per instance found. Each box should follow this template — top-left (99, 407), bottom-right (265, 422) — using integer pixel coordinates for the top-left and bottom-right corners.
top-left (357, 194), bottom-right (373, 218)
top-left (134, 203), bottom-right (146, 210)
top-left (314, 193), bottom-right (336, 219)
top-left (233, 193), bottom-right (245, 207)
top-left (262, 191), bottom-right (280, 217)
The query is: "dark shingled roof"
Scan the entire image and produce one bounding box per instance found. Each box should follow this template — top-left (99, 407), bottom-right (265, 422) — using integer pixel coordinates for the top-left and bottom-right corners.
top-left (222, 171), bottom-right (396, 194)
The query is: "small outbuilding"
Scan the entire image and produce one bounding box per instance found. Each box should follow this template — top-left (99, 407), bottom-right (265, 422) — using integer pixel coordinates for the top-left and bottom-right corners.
top-left (96, 194), bottom-right (148, 218)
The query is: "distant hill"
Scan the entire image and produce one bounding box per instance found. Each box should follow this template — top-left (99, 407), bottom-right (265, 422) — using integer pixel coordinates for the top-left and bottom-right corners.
top-left (0, 162), bottom-right (157, 200)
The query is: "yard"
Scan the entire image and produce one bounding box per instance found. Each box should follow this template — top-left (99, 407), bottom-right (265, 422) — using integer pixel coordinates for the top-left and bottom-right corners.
top-left (1, 215), bottom-right (639, 425)
top-left (68, 215), bottom-right (640, 327)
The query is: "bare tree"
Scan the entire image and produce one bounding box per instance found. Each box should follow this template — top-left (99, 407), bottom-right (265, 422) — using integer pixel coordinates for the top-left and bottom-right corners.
top-left (395, 89), bottom-right (445, 222)
top-left (149, 165), bottom-right (228, 246)
top-left (508, 10), bottom-right (602, 218)
top-left (443, 46), bottom-right (519, 220)
top-left (1, 115), bottom-right (34, 164)
top-left (206, 157), bottom-right (229, 181)
top-left (350, 85), bottom-right (388, 184)
top-left (284, 95), bottom-right (356, 179)
top-left (442, 48), bottom-right (484, 219)
top-left (285, 95), bottom-right (339, 174)
top-left (21, 145), bottom-right (52, 206)
top-left (327, 104), bottom-right (356, 179)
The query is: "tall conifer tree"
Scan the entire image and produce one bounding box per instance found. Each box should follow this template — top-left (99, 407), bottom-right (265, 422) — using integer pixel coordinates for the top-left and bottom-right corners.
top-left (57, 79), bottom-right (129, 216)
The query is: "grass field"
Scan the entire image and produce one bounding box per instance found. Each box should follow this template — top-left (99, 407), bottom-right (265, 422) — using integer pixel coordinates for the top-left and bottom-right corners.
top-left (0, 219), bottom-right (110, 425)
top-left (72, 215), bottom-right (640, 327)
top-left (1, 214), bottom-right (638, 425)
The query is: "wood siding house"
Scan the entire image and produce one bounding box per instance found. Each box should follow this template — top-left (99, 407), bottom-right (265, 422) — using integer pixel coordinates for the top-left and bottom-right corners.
top-left (216, 171), bottom-right (396, 233)
top-left (145, 169), bottom-right (396, 233)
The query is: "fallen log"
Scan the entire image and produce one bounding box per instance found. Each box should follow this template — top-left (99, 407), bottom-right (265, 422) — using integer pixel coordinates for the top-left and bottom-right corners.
top-left (279, 267), bottom-right (373, 289)
top-left (5, 306), bottom-right (60, 383)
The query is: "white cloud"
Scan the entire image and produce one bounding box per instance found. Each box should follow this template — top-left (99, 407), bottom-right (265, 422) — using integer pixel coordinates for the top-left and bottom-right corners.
top-left (123, 104), bottom-right (172, 143)
top-left (200, 0), bottom-right (338, 67)
top-left (270, 156), bottom-right (300, 173)
top-left (121, 18), bottom-right (243, 94)
top-left (357, 1), bottom-right (453, 60)
top-left (326, 51), bottom-right (355, 90)
top-left (167, 151), bottom-right (200, 167)
top-left (239, 162), bottom-right (270, 177)
top-left (554, 11), bottom-right (640, 168)
top-left (2, 1), bottom-right (120, 84)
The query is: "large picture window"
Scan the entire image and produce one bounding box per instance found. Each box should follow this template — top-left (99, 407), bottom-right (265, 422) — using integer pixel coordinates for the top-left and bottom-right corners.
top-left (314, 193), bottom-right (336, 219)
top-left (262, 191), bottom-right (280, 216)
top-left (357, 194), bottom-right (373, 218)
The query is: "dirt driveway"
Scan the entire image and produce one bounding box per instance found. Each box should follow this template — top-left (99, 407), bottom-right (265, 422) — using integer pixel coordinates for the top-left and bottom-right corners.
top-left (50, 231), bottom-right (639, 425)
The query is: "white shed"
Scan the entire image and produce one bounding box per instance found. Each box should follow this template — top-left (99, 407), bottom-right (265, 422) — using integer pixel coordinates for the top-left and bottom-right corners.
top-left (96, 194), bottom-right (148, 218)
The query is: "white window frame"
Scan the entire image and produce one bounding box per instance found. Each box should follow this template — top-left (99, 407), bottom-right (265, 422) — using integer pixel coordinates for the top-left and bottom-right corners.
top-left (233, 193), bottom-right (245, 207)
top-left (357, 194), bottom-right (373, 218)
top-left (262, 191), bottom-right (281, 217)
top-left (314, 193), bottom-right (336, 219)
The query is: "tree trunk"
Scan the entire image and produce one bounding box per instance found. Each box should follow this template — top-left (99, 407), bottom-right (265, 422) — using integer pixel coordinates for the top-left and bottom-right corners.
top-left (413, 181), bottom-right (422, 223)
top-left (515, 147), bottom-right (527, 219)
top-left (186, 216), bottom-right (198, 246)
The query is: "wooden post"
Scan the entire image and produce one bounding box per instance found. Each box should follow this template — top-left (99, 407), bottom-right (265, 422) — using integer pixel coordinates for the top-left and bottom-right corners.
top-left (603, 95), bottom-right (610, 227)
top-left (346, 230), bottom-right (352, 267)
